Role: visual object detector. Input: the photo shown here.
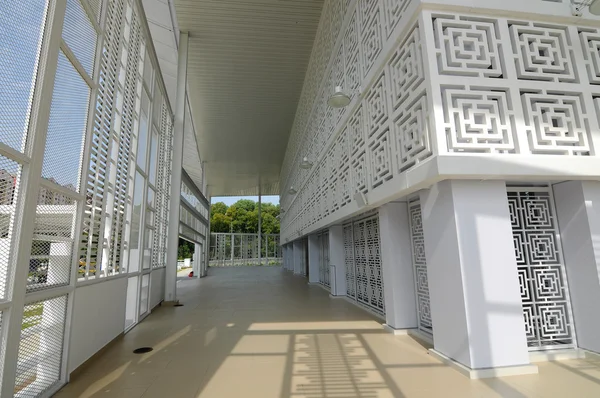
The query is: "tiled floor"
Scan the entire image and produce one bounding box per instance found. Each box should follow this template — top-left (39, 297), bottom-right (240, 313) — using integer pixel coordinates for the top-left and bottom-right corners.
top-left (55, 267), bottom-right (600, 398)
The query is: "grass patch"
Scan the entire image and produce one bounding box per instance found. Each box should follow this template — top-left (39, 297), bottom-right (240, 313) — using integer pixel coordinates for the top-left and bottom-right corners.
top-left (22, 305), bottom-right (43, 330)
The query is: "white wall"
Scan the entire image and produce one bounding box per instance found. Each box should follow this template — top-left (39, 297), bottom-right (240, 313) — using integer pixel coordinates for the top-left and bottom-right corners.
top-left (68, 277), bottom-right (128, 373)
top-left (553, 181), bottom-right (600, 353)
top-left (150, 268), bottom-right (166, 310)
top-left (421, 181), bottom-right (529, 369)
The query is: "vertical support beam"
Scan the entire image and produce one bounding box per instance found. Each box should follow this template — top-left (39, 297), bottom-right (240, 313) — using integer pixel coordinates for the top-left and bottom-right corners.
top-left (258, 191), bottom-right (262, 266)
top-left (379, 202), bottom-right (418, 332)
top-left (201, 161), bottom-right (207, 195)
top-left (329, 225), bottom-right (346, 296)
top-left (204, 195), bottom-right (211, 277)
top-left (554, 181), bottom-right (600, 354)
top-left (421, 180), bottom-right (534, 375)
top-left (230, 233), bottom-right (234, 264)
top-left (308, 234), bottom-right (320, 283)
top-left (165, 31), bottom-right (188, 303)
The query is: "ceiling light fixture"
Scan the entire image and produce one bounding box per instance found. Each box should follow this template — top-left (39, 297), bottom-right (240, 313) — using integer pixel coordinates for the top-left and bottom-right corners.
top-left (288, 186), bottom-right (297, 195)
top-left (572, 0), bottom-right (600, 15)
top-left (299, 157), bottom-right (313, 169)
top-left (328, 85), bottom-right (351, 108)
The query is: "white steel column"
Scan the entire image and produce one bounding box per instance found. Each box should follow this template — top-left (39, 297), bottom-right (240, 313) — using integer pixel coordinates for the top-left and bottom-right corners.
top-left (421, 180), bottom-right (534, 376)
top-left (308, 234), bottom-right (320, 283)
top-left (329, 225), bottom-right (346, 296)
top-left (258, 191), bottom-right (262, 266)
top-left (165, 31), bottom-right (188, 303)
top-left (554, 181), bottom-right (600, 354)
top-left (379, 202), bottom-right (418, 332)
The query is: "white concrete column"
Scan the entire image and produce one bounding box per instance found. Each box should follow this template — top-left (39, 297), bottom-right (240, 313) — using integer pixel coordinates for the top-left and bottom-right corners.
top-left (379, 202), bottom-right (418, 332)
top-left (308, 234), bottom-right (320, 283)
top-left (165, 31), bottom-right (189, 303)
top-left (421, 180), bottom-right (532, 375)
top-left (329, 225), bottom-right (346, 296)
top-left (293, 240), bottom-right (302, 275)
top-left (553, 181), bottom-right (600, 354)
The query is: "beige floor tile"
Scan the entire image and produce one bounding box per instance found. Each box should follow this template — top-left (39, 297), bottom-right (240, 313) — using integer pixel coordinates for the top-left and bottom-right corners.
top-left (56, 267), bottom-right (600, 398)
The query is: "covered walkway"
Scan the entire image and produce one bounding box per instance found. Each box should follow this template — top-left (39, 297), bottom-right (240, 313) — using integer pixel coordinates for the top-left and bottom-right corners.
top-left (56, 267), bottom-right (600, 398)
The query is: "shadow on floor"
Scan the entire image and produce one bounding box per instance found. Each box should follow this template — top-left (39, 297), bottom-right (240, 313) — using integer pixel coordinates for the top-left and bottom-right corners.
top-left (55, 267), bottom-right (600, 398)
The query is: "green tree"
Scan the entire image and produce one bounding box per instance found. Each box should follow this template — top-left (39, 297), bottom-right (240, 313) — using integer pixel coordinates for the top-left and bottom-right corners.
top-left (211, 213), bottom-right (232, 233)
top-left (234, 199), bottom-right (256, 212)
top-left (211, 202), bottom-right (228, 217)
top-left (210, 199), bottom-right (280, 234)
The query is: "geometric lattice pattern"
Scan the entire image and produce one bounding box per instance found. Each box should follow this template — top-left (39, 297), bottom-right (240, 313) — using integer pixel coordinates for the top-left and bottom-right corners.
top-left (279, 5), bottom-right (600, 243)
top-left (433, 15), bottom-right (504, 78)
top-left (343, 214), bottom-right (384, 316)
top-left (442, 87), bottom-right (517, 154)
top-left (279, 1), bottom-right (432, 241)
top-left (343, 224), bottom-right (356, 298)
top-left (509, 22), bottom-right (578, 83)
top-left (521, 91), bottom-right (592, 156)
top-left (318, 231), bottom-right (330, 288)
top-left (507, 188), bottom-right (575, 349)
top-left (408, 199), bottom-right (432, 336)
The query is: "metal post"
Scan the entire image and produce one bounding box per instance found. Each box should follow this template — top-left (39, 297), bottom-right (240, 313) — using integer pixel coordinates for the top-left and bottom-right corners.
top-left (230, 232), bottom-right (234, 265)
top-left (165, 31), bottom-right (188, 303)
top-left (258, 190), bottom-right (262, 266)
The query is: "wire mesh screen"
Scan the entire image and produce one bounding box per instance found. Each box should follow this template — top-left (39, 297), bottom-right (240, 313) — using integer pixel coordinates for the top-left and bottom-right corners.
top-left (0, 0), bottom-right (49, 153)
top-left (63, 0), bottom-right (97, 77)
top-left (16, 295), bottom-right (68, 397)
top-left (0, 155), bottom-right (22, 299)
top-left (28, 198), bottom-right (75, 292)
top-left (42, 51), bottom-right (90, 191)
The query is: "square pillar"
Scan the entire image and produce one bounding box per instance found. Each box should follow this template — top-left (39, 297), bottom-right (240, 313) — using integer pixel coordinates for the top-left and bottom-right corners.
top-left (293, 240), bottom-right (302, 275)
top-left (421, 180), bottom-right (534, 377)
top-left (379, 202), bottom-right (418, 332)
top-left (553, 181), bottom-right (600, 354)
top-left (308, 235), bottom-right (320, 283)
top-left (329, 225), bottom-right (346, 296)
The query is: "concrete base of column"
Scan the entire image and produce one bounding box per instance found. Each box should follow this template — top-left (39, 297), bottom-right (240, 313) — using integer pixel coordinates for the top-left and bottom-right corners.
top-left (429, 350), bottom-right (538, 379)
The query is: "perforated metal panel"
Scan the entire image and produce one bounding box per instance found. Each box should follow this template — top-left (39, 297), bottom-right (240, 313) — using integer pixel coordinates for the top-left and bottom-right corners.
top-left (318, 231), bottom-right (330, 287)
top-left (507, 187), bottom-right (575, 350)
top-left (408, 199), bottom-right (432, 336)
top-left (343, 224), bottom-right (355, 298)
top-left (343, 214), bottom-right (384, 315)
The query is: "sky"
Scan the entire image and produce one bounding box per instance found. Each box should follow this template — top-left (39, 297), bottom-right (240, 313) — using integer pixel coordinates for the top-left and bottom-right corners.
top-left (211, 195), bottom-right (280, 206)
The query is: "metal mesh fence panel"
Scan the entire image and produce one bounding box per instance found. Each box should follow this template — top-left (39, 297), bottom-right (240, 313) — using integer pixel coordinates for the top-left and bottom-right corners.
top-left (0, 155), bottom-right (22, 299)
top-left (15, 295), bottom-right (67, 397)
top-left (0, 1), bottom-right (48, 152)
top-left (42, 51), bottom-right (90, 191)
top-left (63, 0), bottom-right (97, 76)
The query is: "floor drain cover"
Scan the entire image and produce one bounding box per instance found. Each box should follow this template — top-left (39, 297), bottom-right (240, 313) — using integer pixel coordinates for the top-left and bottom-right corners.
top-left (133, 347), bottom-right (153, 354)
top-left (174, 303), bottom-right (184, 307)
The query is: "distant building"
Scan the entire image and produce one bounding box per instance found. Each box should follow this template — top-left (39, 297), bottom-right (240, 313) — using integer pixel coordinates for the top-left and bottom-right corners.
top-left (0, 171), bottom-right (75, 206)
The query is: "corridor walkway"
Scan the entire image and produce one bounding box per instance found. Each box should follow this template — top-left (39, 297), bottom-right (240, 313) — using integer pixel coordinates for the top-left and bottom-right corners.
top-left (56, 267), bottom-right (600, 398)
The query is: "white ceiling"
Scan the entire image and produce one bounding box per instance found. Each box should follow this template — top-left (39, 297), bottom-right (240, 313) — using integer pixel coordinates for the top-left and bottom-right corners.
top-left (173, 0), bottom-right (323, 196)
top-left (143, 0), bottom-right (205, 191)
